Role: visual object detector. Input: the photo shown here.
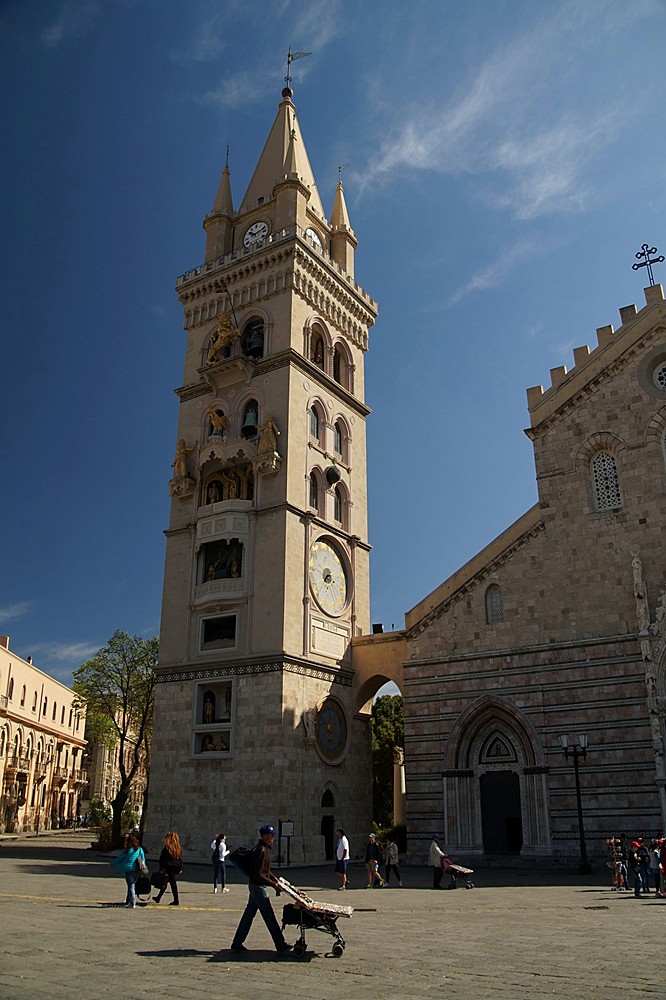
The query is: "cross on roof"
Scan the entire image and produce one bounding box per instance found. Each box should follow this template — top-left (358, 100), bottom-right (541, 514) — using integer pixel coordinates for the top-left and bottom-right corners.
top-left (632, 244), bottom-right (664, 286)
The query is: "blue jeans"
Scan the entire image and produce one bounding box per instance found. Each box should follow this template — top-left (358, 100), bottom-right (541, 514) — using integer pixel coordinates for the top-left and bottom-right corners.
top-left (125, 871), bottom-right (138, 906)
top-left (213, 861), bottom-right (226, 889)
top-left (232, 883), bottom-right (287, 949)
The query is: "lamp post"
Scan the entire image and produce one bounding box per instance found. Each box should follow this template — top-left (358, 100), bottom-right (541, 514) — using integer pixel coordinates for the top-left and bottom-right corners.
top-left (559, 734), bottom-right (591, 874)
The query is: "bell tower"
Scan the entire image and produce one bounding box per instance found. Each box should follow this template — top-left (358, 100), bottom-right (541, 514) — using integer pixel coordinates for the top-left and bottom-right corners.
top-left (147, 85), bottom-right (378, 860)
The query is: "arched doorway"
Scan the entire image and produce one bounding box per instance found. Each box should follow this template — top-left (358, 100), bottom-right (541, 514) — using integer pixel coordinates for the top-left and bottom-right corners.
top-left (444, 696), bottom-right (551, 858)
top-left (480, 771), bottom-right (522, 854)
top-left (320, 788), bottom-right (336, 860)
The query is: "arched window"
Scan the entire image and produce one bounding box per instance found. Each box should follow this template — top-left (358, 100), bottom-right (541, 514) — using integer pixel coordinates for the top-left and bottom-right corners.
top-left (20, 685), bottom-right (26, 707)
top-left (310, 406), bottom-right (320, 442)
top-left (52, 702), bottom-right (57, 721)
top-left (43, 697), bottom-right (48, 716)
top-left (485, 584), bottom-right (504, 624)
top-left (241, 318), bottom-right (264, 359)
top-left (334, 486), bottom-right (343, 523)
top-left (321, 789), bottom-right (335, 807)
top-left (8, 678), bottom-right (14, 700)
top-left (69, 709), bottom-right (73, 728)
top-left (61, 706), bottom-right (65, 725)
top-left (241, 400), bottom-right (259, 439)
top-left (309, 471), bottom-right (319, 512)
top-left (310, 330), bottom-right (325, 370)
top-left (591, 450), bottom-right (622, 510)
top-left (0, 728), bottom-right (7, 757)
top-left (333, 421), bottom-right (342, 456)
top-left (333, 344), bottom-right (351, 389)
top-left (32, 690), bottom-right (37, 712)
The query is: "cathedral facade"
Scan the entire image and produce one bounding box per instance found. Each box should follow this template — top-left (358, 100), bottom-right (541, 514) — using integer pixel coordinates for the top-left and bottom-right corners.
top-left (147, 85), bottom-right (379, 861)
top-left (402, 285), bottom-right (666, 863)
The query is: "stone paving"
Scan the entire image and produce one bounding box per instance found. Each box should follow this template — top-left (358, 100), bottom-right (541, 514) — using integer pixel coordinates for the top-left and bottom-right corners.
top-left (0, 831), bottom-right (664, 999)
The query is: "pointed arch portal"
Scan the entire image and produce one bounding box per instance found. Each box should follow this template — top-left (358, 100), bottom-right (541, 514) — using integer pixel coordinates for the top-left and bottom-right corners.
top-left (443, 696), bottom-right (552, 858)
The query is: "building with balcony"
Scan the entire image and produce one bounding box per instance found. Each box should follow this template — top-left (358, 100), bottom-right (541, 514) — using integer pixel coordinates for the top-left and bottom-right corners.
top-left (0, 636), bottom-right (87, 832)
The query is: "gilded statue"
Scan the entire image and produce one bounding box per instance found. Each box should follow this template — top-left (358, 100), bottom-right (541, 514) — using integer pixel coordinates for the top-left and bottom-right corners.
top-left (206, 312), bottom-right (239, 365)
top-left (257, 414), bottom-right (280, 454)
top-left (207, 404), bottom-right (229, 436)
top-left (172, 439), bottom-right (195, 479)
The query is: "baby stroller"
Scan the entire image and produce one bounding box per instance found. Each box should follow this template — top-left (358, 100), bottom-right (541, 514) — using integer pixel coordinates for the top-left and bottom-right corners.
top-left (278, 877), bottom-right (352, 958)
top-left (443, 854), bottom-right (475, 889)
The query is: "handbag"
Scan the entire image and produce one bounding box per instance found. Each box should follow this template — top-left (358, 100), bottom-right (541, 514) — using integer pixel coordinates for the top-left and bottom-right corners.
top-left (135, 875), bottom-right (151, 898)
top-left (150, 870), bottom-right (168, 890)
top-left (138, 858), bottom-right (149, 878)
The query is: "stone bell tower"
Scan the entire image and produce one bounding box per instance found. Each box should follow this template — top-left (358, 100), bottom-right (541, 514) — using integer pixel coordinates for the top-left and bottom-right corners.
top-left (147, 84), bottom-right (378, 861)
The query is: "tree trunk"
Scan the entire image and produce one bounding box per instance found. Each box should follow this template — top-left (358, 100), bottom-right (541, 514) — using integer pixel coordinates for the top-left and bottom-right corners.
top-left (111, 788), bottom-right (129, 847)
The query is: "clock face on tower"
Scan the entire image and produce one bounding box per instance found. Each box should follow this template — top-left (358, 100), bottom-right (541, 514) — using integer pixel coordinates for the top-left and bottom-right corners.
top-left (309, 538), bottom-right (348, 616)
top-left (243, 221), bottom-right (269, 248)
top-left (316, 698), bottom-right (348, 762)
top-left (305, 227), bottom-right (323, 251)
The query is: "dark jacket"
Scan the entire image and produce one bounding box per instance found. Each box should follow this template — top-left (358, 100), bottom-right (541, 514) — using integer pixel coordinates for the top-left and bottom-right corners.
top-left (159, 845), bottom-right (182, 876)
top-left (249, 840), bottom-right (276, 887)
top-left (365, 840), bottom-right (382, 864)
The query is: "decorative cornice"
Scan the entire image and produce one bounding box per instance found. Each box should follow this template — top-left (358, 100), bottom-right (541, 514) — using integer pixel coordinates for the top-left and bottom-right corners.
top-left (156, 657), bottom-right (353, 686)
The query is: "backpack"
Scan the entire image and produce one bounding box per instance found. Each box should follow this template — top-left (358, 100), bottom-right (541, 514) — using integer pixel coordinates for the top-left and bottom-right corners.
top-left (228, 845), bottom-right (256, 878)
top-left (211, 844), bottom-right (221, 864)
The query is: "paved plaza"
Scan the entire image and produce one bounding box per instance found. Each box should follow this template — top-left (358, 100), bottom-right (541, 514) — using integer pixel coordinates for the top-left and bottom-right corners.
top-left (0, 831), bottom-right (663, 999)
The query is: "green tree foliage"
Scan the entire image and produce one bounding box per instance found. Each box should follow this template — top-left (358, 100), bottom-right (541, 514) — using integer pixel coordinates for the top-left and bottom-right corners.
top-left (74, 631), bottom-right (158, 846)
top-left (371, 694), bottom-right (404, 829)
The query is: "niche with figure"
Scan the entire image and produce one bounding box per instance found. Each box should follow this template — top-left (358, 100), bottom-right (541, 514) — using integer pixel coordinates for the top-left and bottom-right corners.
top-left (193, 679), bottom-right (233, 756)
top-left (199, 539), bottom-right (243, 582)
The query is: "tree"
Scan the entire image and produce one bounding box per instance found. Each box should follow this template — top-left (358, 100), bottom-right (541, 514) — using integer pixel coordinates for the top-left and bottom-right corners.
top-left (371, 694), bottom-right (404, 829)
top-left (74, 631), bottom-right (158, 846)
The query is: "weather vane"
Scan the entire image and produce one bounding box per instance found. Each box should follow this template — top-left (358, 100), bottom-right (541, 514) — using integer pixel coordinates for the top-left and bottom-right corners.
top-left (338, 163), bottom-right (348, 179)
top-left (632, 244), bottom-right (664, 286)
top-left (284, 47), bottom-right (312, 87)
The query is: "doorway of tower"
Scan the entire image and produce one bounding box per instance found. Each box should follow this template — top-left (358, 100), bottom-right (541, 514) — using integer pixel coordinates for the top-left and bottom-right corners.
top-left (321, 815), bottom-right (335, 860)
top-left (480, 771), bottom-right (523, 854)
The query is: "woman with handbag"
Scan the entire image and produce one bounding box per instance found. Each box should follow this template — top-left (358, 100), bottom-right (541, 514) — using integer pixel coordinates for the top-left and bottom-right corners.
top-left (153, 830), bottom-right (183, 906)
top-left (110, 833), bottom-right (146, 909)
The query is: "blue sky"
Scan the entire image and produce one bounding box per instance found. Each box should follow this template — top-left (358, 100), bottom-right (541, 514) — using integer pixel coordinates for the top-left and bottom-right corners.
top-left (1, 0), bottom-right (664, 685)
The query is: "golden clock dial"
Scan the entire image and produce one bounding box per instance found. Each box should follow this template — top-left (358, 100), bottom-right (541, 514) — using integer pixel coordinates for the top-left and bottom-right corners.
top-left (316, 699), bottom-right (348, 761)
top-left (308, 538), bottom-right (348, 616)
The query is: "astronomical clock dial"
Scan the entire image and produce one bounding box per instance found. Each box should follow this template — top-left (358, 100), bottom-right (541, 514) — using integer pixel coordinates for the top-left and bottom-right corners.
top-left (309, 538), bottom-right (348, 616)
top-left (243, 221), bottom-right (269, 248)
top-left (316, 699), bottom-right (348, 762)
top-left (305, 227), bottom-right (323, 251)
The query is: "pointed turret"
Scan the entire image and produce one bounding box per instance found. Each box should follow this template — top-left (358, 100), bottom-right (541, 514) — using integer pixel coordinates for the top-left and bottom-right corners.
top-left (203, 156), bottom-right (235, 262)
top-left (240, 87), bottom-right (325, 221)
top-left (330, 179), bottom-right (357, 278)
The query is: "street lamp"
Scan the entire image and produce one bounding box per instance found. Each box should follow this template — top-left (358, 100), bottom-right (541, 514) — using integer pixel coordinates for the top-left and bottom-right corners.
top-left (559, 734), bottom-right (591, 875)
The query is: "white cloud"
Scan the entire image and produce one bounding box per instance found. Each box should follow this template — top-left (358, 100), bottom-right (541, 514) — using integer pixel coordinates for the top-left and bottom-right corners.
top-left (451, 239), bottom-right (537, 304)
top-left (42, 0), bottom-right (101, 48)
top-left (0, 601), bottom-right (34, 625)
top-left (356, 0), bottom-right (649, 220)
top-left (29, 641), bottom-right (101, 665)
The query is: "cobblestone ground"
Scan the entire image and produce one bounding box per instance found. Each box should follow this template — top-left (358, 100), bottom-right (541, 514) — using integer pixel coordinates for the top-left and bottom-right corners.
top-left (0, 832), bottom-right (664, 999)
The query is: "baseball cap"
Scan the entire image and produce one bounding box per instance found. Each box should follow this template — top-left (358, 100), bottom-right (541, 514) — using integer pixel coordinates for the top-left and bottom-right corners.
top-left (260, 825), bottom-right (277, 836)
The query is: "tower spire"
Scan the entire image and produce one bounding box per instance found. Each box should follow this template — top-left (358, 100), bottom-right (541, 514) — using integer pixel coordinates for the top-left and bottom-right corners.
top-left (203, 149), bottom-right (234, 261)
top-left (330, 170), bottom-right (357, 277)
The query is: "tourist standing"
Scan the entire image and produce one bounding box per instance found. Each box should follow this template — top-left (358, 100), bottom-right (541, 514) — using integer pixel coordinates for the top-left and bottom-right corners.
top-left (335, 828), bottom-right (350, 890)
top-left (364, 833), bottom-right (384, 888)
top-left (384, 835), bottom-right (403, 886)
top-left (211, 833), bottom-right (230, 893)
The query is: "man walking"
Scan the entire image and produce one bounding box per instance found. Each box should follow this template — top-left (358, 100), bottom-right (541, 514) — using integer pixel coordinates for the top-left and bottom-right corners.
top-left (335, 828), bottom-right (350, 890)
top-left (230, 825), bottom-right (292, 954)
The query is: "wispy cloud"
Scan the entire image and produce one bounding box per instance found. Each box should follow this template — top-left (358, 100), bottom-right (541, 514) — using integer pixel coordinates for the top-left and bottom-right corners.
top-left (29, 640), bottom-right (101, 666)
top-left (194, 0), bottom-right (343, 108)
top-left (42, 0), bottom-right (101, 49)
top-left (451, 239), bottom-right (537, 304)
top-left (356, 0), bottom-right (649, 220)
top-left (0, 601), bottom-right (34, 625)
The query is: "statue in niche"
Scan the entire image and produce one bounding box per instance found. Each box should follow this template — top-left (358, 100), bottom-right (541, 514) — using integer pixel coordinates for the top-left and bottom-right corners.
top-left (203, 539), bottom-right (242, 581)
top-left (230, 560), bottom-right (239, 578)
top-left (207, 405), bottom-right (229, 437)
top-left (302, 708), bottom-right (317, 739)
top-left (207, 312), bottom-right (239, 364)
top-left (257, 414), bottom-right (280, 454)
top-left (238, 463), bottom-right (253, 500)
top-left (203, 692), bottom-right (215, 724)
top-left (221, 470), bottom-right (239, 499)
top-left (632, 552), bottom-right (645, 600)
top-left (172, 439), bottom-right (195, 479)
top-left (206, 481), bottom-right (222, 504)
top-left (201, 735), bottom-right (214, 752)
